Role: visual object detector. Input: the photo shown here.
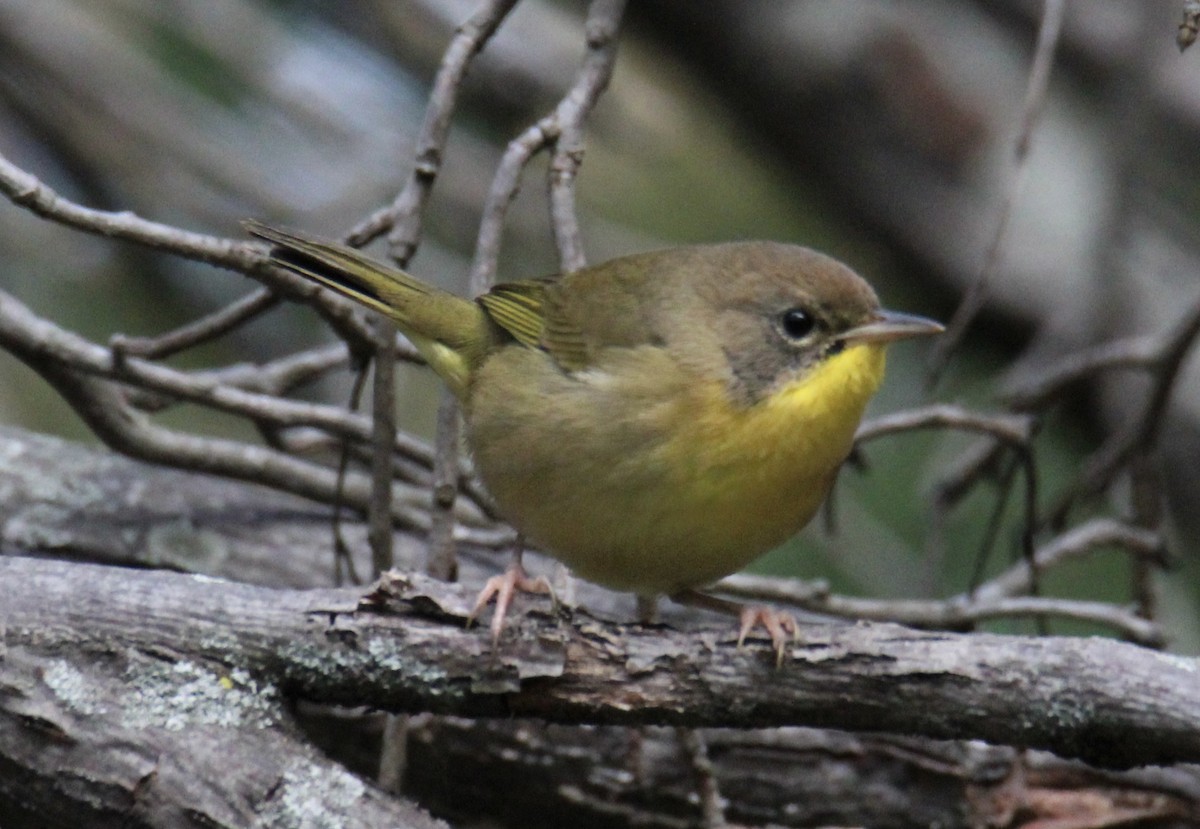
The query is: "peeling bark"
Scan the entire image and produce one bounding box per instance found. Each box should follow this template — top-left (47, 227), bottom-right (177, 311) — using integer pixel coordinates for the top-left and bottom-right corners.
top-left (3, 428), bottom-right (1200, 827)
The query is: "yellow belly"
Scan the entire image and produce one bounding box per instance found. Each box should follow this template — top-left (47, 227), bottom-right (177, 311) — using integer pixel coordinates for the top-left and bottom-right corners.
top-left (466, 343), bottom-right (887, 595)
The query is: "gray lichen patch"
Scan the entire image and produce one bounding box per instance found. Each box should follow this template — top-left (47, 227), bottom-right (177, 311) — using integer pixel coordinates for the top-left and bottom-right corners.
top-left (254, 757), bottom-right (367, 829)
top-left (280, 633), bottom-right (457, 691)
top-left (121, 659), bottom-right (280, 731)
top-left (43, 659), bottom-right (107, 716)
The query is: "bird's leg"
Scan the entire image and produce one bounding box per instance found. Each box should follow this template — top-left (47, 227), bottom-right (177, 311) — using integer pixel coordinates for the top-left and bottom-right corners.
top-left (635, 593), bottom-right (660, 624)
top-left (670, 589), bottom-right (799, 667)
top-left (467, 536), bottom-right (556, 643)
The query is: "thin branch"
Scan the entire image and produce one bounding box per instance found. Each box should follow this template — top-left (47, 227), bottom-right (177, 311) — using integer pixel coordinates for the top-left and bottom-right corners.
top-left (188, 343), bottom-right (357, 398)
top-left (470, 117), bottom-right (557, 290)
top-left (0, 290), bottom-right (373, 452)
top-left (547, 0), bottom-right (626, 271)
top-left (0, 149), bottom-right (376, 347)
top-left (34, 363), bottom-right (428, 529)
top-left (972, 518), bottom-right (1164, 601)
top-left (354, 0), bottom-right (520, 585)
top-left (426, 393), bottom-right (461, 582)
top-left (0, 149), bottom-right (254, 269)
top-left (857, 404), bottom-right (1039, 575)
top-left (0, 289), bottom-right (509, 528)
top-left (677, 728), bottom-right (726, 829)
top-left (109, 287), bottom-right (280, 360)
top-left (715, 518), bottom-right (1165, 645)
top-left (856, 404), bottom-right (1034, 446)
top-left (346, 0), bottom-right (520, 251)
top-left (1004, 334), bottom-right (1160, 411)
top-left (1028, 294), bottom-right (1200, 527)
top-left (369, 318), bottom-right (397, 576)
top-left (470, 0), bottom-right (627, 288)
top-left (927, 0), bottom-right (1065, 381)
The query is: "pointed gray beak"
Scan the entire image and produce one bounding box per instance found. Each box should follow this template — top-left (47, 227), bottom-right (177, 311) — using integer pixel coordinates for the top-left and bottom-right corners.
top-left (841, 309), bottom-right (944, 345)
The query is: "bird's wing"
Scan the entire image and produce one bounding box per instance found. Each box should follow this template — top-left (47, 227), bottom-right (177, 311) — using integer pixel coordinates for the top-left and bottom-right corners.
top-left (477, 279), bottom-right (591, 372)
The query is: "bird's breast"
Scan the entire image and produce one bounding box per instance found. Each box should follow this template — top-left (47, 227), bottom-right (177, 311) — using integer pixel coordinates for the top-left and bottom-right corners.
top-left (465, 342), bottom-right (887, 594)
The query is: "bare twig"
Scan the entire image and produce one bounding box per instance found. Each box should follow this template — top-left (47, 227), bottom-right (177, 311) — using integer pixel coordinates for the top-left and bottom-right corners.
top-left (119, 343), bottom-right (352, 414)
top-left (346, 0), bottom-right (520, 251)
top-left (369, 318), bottom-right (397, 577)
top-left (109, 288), bottom-right (280, 360)
top-left (547, 0), bottom-right (626, 271)
top-left (0, 289), bottom-right (369, 442)
top-left (0, 288), bottom-right (503, 527)
top-left (359, 0), bottom-right (521, 584)
top-left (1004, 334), bottom-right (1160, 411)
top-left (471, 117), bottom-right (557, 289)
top-left (857, 405), bottom-right (1040, 594)
top-left (0, 150), bottom-right (376, 347)
top-left (716, 518), bottom-right (1165, 645)
top-left (32, 363), bottom-right (428, 529)
top-left (426, 394), bottom-right (461, 582)
top-left (0, 150), bottom-right (254, 269)
top-left (1016, 294), bottom-right (1200, 528)
top-left (470, 0), bottom-right (627, 288)
top-left (188, 343), bottom-right (357, 398)
top-left (677, 728), bottom-right (726, 829)
top-left (856, 404), bottom-right (1034, 446)
top-left (927, 0), bottom-right (1065, 381)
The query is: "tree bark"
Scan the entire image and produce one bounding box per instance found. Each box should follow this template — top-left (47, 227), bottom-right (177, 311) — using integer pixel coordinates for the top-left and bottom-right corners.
top-left (4, 427), bottom-right (1200, 826)
top-left (3, 553), bottom-right (1200, 771)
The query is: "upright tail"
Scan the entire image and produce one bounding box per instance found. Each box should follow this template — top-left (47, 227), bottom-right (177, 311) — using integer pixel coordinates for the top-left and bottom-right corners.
top-left (246, 221), bottom-right (493, 397)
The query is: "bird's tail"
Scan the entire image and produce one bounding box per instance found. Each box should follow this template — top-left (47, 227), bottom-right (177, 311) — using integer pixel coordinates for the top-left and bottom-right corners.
top-left (246, 221), bottom-right (492, 397)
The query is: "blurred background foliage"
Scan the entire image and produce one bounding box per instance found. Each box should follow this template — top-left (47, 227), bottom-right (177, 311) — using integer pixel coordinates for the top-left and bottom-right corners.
top-left (2, 0), bottom-right (1199, 645)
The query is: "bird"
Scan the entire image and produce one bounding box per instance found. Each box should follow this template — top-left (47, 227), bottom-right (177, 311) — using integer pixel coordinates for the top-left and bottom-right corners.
top-left (247, 221), bottom-right (943, 661)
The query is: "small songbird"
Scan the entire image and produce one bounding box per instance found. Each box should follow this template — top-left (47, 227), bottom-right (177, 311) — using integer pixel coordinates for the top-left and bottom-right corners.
top-left (248, 222), bottom-right (942, 660)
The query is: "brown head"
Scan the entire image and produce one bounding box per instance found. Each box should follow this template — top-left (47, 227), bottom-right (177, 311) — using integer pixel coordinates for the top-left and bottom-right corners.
top-left (551, 241), bottom-right (942, 406)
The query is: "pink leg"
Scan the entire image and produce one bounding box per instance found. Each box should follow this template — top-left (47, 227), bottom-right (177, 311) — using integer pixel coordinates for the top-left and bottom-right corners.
top-left (467, 545), bottom-right (556, 643)
top-left (737, 605), bottom-right (799, 667)
top-left (671, 589), bottom-right (799, 667)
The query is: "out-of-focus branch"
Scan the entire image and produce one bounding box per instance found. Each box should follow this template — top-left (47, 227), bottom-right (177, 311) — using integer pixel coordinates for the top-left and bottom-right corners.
top-left (172, 343), bottom-right (355, 398)
top-left (0, 149), bottom-right (254, 269)
top-left (717, 517), bottom-right (1166, 645)
top-left (471, 116), bottom-right (556, 288)
top-left (1007, 292), bottom-right (1200, 528)
top-left (927, 0), bottom-right (1065, 380)
top-left (856, 404), bottom-right (1034, 446)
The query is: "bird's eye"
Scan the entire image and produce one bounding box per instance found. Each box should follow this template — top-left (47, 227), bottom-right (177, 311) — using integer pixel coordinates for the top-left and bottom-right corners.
top-left (780, 308), bottom-right (815, 341)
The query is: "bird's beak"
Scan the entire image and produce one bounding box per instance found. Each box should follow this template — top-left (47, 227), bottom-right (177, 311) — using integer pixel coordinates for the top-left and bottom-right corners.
top-left (841, 309), bottom-right (944, 345)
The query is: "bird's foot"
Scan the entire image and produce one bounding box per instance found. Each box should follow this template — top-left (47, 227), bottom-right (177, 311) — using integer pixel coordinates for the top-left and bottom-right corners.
top-left (669, 589), bottom-right (799, 666)
top-left (467, 562), bottom-right (556, 644)
top-left (737, 605), bottom-right (799, 667)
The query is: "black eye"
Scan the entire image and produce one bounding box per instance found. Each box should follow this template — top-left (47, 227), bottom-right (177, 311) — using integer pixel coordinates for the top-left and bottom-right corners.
top-left (780, 308), bottom-right (815, 341)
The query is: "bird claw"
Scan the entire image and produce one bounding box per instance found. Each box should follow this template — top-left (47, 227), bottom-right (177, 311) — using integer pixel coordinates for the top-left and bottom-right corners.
top-left (737, 605), bottom-right (799, 666)
top-left (467, 563), bottom-right (556, 644)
